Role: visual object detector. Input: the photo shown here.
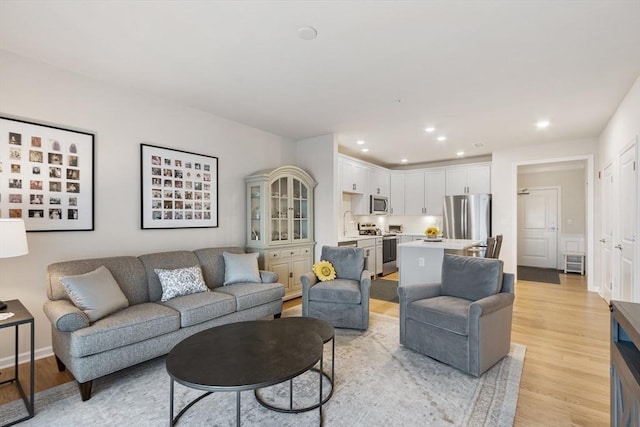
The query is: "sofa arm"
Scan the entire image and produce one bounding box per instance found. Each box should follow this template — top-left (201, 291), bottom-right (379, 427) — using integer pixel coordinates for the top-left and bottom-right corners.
top-left (397, 282), bottom-right (441, 304)
top-left (300, 272), bottom-right (318, 290)
top-left (259, 270), bottom-right (279, 283)
top-left (43, 299), bottom-right (90, 332)
top-left (469, 293), bottom-right (515, 319)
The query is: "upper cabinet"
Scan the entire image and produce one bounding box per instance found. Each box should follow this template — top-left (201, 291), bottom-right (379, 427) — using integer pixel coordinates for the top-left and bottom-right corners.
top-left (246, 165), bottom-right (316, 247)
top-left (368, 168), bottom-right (390, 197)
top-left (403, 169), bottom-right (446, 216)
top-left (445, 163), bottom-right (491, 195)
top-left (340, 157), bottom-right (368, 194)
top-left (389, 173), bottom-right (405, 215)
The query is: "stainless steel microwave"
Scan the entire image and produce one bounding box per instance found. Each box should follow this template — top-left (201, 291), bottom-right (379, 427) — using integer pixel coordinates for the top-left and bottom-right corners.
top-left (370, 195), bottom-right (388, 215)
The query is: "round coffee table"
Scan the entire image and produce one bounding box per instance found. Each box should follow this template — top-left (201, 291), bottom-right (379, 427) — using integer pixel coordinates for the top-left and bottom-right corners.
top-left (254, 316), bottom-right (335, 412)
top-left (166, 320), bottom-right (324, 426)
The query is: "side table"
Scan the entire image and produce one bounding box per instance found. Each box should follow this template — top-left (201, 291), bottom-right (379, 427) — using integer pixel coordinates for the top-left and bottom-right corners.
top-left (0, 300), bottom-right (35, 427)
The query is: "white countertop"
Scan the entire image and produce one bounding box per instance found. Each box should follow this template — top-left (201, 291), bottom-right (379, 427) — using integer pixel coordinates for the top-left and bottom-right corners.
top-left (398, 239), bottom-right (482, 250)
top-left (337, 235), bottom-right (380, 243)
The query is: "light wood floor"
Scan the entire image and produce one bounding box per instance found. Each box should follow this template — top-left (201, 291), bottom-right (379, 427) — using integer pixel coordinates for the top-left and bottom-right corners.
top-left (0, 273), bottom-right (610, 426)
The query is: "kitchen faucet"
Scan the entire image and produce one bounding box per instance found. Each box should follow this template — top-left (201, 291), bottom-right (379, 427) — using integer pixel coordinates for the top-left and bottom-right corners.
top-left (343, 210), bottom-right (354, 236)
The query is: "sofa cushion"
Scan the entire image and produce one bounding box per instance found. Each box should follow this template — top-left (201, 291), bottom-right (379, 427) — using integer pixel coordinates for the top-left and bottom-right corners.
top-left (154, 265), bottom-right (209, 302)
top-left (60, 266), bottom-right (130, 322)
top-left (194, 247), bottom-right (244, 289)
top-left (441, 255), bottom-right (503, 301)
top-left (139, 251), bottom-right (201, 302)
top-left (68, 302), bottom-right (179, 358)
top-left (321, 246), bottom-right (364, 281)
top-left (215, 282), bottom-right (285, 310)
top-left (161, 291), bottom-right (236, 327)
top-left (223, 252), bottom-right (261, 285)
top-left (308, 279), bottom-right (362, 304)
top-left (407, 296), bottom-right (472, 336)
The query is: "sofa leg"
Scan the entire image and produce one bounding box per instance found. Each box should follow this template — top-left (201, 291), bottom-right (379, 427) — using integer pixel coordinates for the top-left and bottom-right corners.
top-left (79, 381), bottom-right (93, 401)
top-left (274, 312), bottom-right (282, 319)
top-left (54, 355), bottom-right (66, 372)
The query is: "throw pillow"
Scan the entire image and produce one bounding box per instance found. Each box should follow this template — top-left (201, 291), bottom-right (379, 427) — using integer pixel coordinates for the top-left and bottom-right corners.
top-left (223, 252), bottom-right (262, 285)
top-left (60, 266), bottom-right (130, 323)
top-left (154, 265), bottom-right (209, 302)
top-left (312, 260), bottom-right (336, 282)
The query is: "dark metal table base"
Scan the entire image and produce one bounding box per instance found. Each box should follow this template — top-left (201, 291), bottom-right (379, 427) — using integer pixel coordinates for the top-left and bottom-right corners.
top-left (254, 334), bottom-right (335, 412)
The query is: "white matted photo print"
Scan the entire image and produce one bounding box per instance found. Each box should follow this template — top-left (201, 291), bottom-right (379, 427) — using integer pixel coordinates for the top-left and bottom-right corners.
top-left (0, 116), bottom-right (94, 231)
top-left (140, 143), bottom-right (218, 229)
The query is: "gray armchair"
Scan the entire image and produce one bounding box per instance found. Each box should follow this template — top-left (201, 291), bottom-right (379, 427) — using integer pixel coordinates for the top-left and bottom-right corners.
top-left (301, 246), bottom-right (371, 330)
top-left (398, 254), bottom-right (514, 377)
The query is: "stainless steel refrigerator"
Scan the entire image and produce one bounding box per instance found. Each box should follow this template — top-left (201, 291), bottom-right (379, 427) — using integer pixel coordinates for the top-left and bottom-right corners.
top-left (442, 194), bottom-right (491, 242)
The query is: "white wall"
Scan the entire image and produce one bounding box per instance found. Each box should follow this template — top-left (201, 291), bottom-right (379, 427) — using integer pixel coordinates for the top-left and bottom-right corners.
top-left (296, 134), bottom-right (338, 261)
top-left (491, 138), bottom-right (597, 285)
top-left (0, 50), bottom-right (296, 363)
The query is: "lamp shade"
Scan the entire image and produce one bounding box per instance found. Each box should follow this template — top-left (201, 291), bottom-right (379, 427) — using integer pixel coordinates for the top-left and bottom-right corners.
top-left (0, 219), bottom-right (29, 258)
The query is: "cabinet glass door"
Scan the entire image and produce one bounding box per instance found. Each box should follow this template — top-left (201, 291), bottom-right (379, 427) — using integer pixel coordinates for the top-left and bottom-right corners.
top-left (270, 177), bottom-right (289, 242)
top-left (249, 184), bottom-right (262, 242)
top-left (292, 178), bottom-right (309, 241)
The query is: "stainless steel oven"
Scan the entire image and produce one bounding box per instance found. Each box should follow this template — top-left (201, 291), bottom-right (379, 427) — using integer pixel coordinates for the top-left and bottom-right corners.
top-left (382, 234), bottom-right (397, 275)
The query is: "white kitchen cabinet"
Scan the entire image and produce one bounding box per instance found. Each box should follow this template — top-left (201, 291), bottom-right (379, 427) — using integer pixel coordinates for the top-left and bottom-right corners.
top-left (369, 168), bottom-right (390, 197)
top-left (425, 169), bottom-right (446, 216)
top-left (245, 165), bottom-right (316, 300)
top-left (403, 169), bottom-right (446, 216)
top-left (445, 163), bottom-right (491, 195)
top-left (357, 238), bottom-right (376, 277)
top-left (340, 157), bottom-right (368, 194)
top-left (389, 173), bottom-right (405, 215)
top-left (375, 237), bottom-right (383, 276)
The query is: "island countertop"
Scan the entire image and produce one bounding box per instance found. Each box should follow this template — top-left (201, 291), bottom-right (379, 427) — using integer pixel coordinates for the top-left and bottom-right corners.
top-left (398, 239), bottom-right (482, 250)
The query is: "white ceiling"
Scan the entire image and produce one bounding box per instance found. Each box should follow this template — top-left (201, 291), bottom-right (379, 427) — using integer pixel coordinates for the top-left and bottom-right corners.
top-left (1, 1), bottom-right (639, 167)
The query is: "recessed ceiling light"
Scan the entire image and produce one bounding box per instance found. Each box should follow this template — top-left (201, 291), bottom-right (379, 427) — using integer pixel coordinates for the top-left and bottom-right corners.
top-left (536, 120), bottom-right (550, 129)
top-left (425, 127), bottom-right (435, 133)
top-left (437, 136), bottom-right (447, 142)
top-left (456, 151), bottom-right (465, 156)
top-left (361, 148), bottom-right (369, 153)
top-left (401, 158), bottom-right (408, 163)
top-left (356, 140), bottom-right (365, 145)
top-left (297, 26), bottom-right (318, 40)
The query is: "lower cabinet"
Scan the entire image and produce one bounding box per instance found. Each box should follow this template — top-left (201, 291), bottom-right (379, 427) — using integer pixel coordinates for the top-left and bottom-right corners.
top-left (249, 244), bottom-right (313, 300)
top-left (611, 301), bottom-right (640, 426)
top-left (357, 238), bottom-right (376, 278)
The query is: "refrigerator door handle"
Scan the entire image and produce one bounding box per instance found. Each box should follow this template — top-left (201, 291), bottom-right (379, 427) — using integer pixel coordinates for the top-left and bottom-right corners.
top-left (462, 198), bottom-right (467, 238)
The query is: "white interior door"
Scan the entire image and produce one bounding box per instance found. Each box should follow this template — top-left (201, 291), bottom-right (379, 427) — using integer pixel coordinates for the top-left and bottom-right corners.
top-left (618, 143), bottom-right (637, 302)
top-left (517, 188), bottom-right (559, 268)
top-left (601, 163), bottom-right (614, 302)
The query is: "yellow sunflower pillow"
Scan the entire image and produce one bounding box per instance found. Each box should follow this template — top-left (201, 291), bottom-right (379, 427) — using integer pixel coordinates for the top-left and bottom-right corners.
top-left (312, 260), bottom-right (337, 282)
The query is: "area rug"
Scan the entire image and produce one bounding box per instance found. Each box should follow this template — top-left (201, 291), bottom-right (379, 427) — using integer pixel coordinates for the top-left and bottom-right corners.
top-left (517, 265), bottom-right (561, 284)
top-left (369, 278), bottom-right (399, 302)
top-left (0, 310), bottom-right (525, 426)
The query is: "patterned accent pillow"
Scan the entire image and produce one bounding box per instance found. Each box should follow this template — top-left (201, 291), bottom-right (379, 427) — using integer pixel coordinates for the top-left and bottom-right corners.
top-left (154, 265), bottom-right (209, 302)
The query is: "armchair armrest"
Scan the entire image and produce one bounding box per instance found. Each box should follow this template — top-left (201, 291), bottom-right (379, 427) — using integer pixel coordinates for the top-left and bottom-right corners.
top-left (300, 272), bottom-right (318, 290)
top-left (397, 282), bottom-right (442, 304)
top-left (469, 293), bottom-right (515, 319)
top-left (43, 299), bottom-right (89, 332)
top-left (259, 270), bottom-right (279, 283)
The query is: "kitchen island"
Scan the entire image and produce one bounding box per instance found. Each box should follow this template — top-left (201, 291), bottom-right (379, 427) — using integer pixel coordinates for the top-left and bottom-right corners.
top-left (398, 239), bottom-right (482, 286)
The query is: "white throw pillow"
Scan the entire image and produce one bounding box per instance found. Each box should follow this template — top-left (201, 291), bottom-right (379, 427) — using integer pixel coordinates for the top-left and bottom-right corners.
top-left (60, 266), bottom-right (130, 323)
top-left (154, 265), bottom-right (209, 302)
top-left (223, 252), bottom-right (261, 285)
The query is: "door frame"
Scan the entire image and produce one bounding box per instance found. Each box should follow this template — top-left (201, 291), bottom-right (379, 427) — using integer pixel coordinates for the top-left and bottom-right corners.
top-left (512, 155), bottom-right (594, 291)
top-left (517, 186), bottom-right (561, 269)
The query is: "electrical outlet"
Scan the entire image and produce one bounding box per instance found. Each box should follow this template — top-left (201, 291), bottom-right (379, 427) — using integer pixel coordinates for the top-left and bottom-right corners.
top-left (418, 257), bottom-right (425, 267)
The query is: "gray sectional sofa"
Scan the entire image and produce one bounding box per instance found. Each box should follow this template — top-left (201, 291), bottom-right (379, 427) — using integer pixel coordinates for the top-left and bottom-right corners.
top-left (43, 246), bottom-right (285, 401)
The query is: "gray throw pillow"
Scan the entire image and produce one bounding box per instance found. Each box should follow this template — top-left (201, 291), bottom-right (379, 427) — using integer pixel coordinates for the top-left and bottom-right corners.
top-left (60, 266), bottom-right (130, 323)
top-left (223, 252), bottom-right (261, 285)
top-left (154, 265), bottom-right (209, 302)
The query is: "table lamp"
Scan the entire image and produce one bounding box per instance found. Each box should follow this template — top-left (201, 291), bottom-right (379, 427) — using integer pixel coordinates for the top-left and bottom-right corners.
top-left (0, 219), bottom-right (29, 310)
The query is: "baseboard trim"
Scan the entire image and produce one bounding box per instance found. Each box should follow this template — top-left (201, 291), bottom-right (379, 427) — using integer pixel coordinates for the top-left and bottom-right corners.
top-left (0, 345), bottom-right (54, 370)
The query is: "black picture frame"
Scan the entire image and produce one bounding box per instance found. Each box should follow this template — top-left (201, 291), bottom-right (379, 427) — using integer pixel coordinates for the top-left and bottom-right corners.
top-left (0, 116), bottom-right (95, 231)
top-left (140, 143), bottom-right (218, 229)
